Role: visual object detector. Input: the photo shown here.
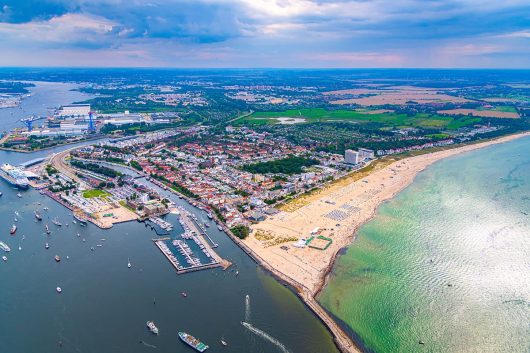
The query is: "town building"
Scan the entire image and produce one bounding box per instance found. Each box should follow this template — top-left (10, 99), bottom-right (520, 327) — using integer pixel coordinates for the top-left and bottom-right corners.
top-left (358, 148), bottom-right (375, 161)
top-left (344, 149), bottom-right (359, 165)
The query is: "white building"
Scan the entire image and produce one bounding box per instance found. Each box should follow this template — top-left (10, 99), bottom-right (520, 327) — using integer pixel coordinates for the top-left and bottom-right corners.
top-left (56, 104), bottom-right (91, 117)
top-left (344, 149), bottom-right (359, 165)
top-left (358, 148), bottom-right (375, 161)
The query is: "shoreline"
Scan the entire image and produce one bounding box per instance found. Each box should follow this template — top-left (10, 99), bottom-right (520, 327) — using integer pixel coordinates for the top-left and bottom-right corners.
top-left (243, 131), bottom-right (530, 353)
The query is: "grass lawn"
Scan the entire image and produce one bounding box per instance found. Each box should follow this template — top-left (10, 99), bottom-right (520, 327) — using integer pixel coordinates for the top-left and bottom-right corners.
top-left (238, 108), bottom-right (479, 130)
top-left (83, 189), bottom-right (110, 198)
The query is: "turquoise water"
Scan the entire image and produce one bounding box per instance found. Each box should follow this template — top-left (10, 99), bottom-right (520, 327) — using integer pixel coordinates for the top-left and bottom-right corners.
top-left (320, 136), bottom-right (530, 353)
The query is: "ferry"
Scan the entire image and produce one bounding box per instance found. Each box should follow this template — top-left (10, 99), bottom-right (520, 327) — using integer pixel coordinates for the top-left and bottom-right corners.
top-left (34, 210), bottom-right (42, 221)
top-left (146, 321), bottom-right (159, 335)
top-left (10, 224), bottom-right (17, 234)
top-left (178, 332), bottom-right (209, 352)
top-left (0, 164), bottom-right (29, 189)
top-left (0, 241), bottom-right (11, 252)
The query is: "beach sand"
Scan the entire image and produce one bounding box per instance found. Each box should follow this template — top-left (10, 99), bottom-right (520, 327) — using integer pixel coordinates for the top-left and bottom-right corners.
top-left (242, 132), bottom-right (530, 353)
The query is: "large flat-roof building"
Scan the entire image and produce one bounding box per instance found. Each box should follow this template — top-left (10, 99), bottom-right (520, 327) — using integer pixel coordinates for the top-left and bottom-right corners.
top-left (358, 148), bottom-right (375, 161)
top-left (344, 149), bottom-right (359, 165)
top-left (56, 104), bottom-right (91, 117)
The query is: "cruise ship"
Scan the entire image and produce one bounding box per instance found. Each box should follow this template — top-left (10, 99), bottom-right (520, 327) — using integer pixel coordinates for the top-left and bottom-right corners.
top-left (0, 164), bottom-right (29, 189)
top-left (178, 332), bottom-right (209, 352)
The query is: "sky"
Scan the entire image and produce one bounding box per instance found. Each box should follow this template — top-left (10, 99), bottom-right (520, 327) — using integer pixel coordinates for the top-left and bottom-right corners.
top-left (0, 0), bottom-right (529, 68)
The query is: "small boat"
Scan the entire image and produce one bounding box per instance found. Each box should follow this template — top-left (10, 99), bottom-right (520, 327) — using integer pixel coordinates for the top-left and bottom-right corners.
top-left (43, 207), bottom-right (49, 211)
top-left (221, 338), bottom-right (228, 347)
top-left (17, 193), bottom-right (21, 198)
top-left (14, 217), bottom-right (18, 222)
top-left (96, 244), bottom-right (102, 248)
top-left (45, 243), bottom-right (49, 249)
top-left (34, 210), bottom-right (42, 221)
top-left (2, 256), bottom-right (7, 261)
top-left (128, 258), bottom-right (131, 268)
top-left (204, 223), bottom-right (210, 228)
top-left (207, 213), bottom-right (213, 219)
top-left (14, 211), bottom-right (20, 217)
top-left (52, 217), bottom-right (62, 226)
top-left (146, 321), bottom-right (159, 335)
top-left (56, 287), bottom-right (62, 293)
top-left (10, 224), bottom-right (17, 234)
top-left (0, 241), bottom-right (11, 252)
top-left (72, 220), bottom-right (76, 224)
top-left (181, 292), bottom-right (188, 298)
top-left (45, 224), bottom-right (50, 234)
top-left (77, 233), bottom-right (80, 237)
top-left (235, 271), bottom-right (239, 276)
top-left (217, 225), bottom-right (223, 231)
top-left (54, 255), bottom-right (61, 262)
top-left (90, 247), bottom-right (94, 251)
top-left (82, 238), bottom-right (86, 242)
top-left (0, 192), bottom-right (3, 196)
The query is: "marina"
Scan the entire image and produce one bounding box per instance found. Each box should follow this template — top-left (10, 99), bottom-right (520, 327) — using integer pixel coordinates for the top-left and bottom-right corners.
top-left (153, 207), bottom-right (225, 274)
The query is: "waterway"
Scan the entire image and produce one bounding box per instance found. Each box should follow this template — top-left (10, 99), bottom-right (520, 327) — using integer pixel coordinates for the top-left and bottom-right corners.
top-left (0, 81), bottom-right (94, 132)
top-left (320, 136), bottom-right (530, 353)
top-left (0, 84), bottom-right (339, 352)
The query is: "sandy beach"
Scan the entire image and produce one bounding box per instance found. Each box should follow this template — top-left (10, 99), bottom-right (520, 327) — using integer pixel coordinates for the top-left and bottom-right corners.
top-left (242, 132), bottom-right (530, 353)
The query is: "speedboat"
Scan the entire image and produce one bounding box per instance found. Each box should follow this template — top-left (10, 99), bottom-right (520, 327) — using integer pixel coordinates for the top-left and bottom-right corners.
top-left (221, 338), bottom-right (228, 347)
top-left (54, 255), bottom-right (61, 262)
top-left (146, 321), bottom-right (159, 335)
top-left (128, 258), bottom-right (131, 268)
top-left (10, 224), bottom-right (17, 234)
top-left (56, 287), bottom-right (62, 293)
top-left (2, 256), bottom-right (7, 261)
top-left (45, 243), bottom-right (49, 249)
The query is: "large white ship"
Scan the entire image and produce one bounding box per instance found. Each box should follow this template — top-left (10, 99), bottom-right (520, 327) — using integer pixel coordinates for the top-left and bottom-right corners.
top-left (0, 164), bottom-right (29, 189)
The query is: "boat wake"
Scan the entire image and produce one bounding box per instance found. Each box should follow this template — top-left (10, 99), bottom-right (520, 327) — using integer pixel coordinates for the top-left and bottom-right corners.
top-left (244, 294), bottom-right (251, 322)
top-left (139, 340), bottom-right (157, 349)
top-left (241, 321), bottom-right (291, 353)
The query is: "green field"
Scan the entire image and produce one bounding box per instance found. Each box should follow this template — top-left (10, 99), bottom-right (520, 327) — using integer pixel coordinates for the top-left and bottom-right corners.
top-left (236, 108), bottom-right (480, 130)
top-left (477, 105), bottom-right (517, 113)
top-left (83, 189), bottom-right (110, 198)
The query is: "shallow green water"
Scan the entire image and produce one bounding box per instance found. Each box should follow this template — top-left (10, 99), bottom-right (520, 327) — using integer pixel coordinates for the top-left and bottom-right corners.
top-left (320, 137), bottom-right (530, 353)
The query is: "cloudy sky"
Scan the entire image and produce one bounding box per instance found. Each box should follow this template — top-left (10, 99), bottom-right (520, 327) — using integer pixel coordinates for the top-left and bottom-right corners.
top-left (0, 0), bottom-right (529, 68)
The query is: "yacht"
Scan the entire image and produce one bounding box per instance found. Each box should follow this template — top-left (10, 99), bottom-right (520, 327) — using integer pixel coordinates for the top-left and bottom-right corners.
top-left (10, 224), bottom-right (17, 234)
top-left (146, 321), bottom-right (159, 335)
top-left (56, 287), bottom-right (62, 293)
